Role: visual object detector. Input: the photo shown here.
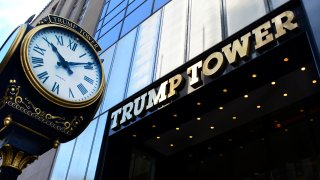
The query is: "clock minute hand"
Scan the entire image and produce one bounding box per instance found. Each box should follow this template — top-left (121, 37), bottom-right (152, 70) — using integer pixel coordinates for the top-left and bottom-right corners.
top-left (68, 62), bottom-right (94, 66)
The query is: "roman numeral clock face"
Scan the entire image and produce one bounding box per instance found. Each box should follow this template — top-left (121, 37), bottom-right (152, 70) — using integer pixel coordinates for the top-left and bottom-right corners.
top-left (21, 25), bottom-right (104, 108)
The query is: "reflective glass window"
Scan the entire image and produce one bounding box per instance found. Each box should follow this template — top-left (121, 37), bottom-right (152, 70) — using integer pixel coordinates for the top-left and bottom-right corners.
top-left (126, 11), bottom-right (161, 97)
top-left (226, 0), bottom-right (267, 36)
top-left (121, 0), bottom-right (152, 37)
top-left (49, 140), bottom-right (76, 180)
top-left (127, 0), bottom-right (145, 15)
top-left (189, 0), bottom-right (222, 60)
top-left (94, 30), bottom-right (100, 40)
top-left (156, 0), bottom-right (188, 79)
top-left (104, 0), bottom-right (127, 24)
top-left (85, 112), bottom-right (108, 180)
top-left (271, 0), bottom-right (290, 9)
top-left (103, 29), bottom-right (138, 110)
top-left (100, 2), bottom-right (109, 20)
top-left (66, 120), bottom-right (97, 179)
top-left (103, 10), bottom-right (125, 33)
top-left (97, 19), bottom-right (103, 31)
top-left (108, 0), bottom-right (126, 13)
top-left (100, 44), bottom-right (116, 112)
top-left (153, 0), bottom-right (171, 12)
top-left (98, 22), bottom-right (122, 50)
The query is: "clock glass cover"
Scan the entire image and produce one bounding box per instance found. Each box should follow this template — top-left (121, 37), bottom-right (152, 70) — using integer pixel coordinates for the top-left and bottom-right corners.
top-left (21, 25), bottom-right (104, 108)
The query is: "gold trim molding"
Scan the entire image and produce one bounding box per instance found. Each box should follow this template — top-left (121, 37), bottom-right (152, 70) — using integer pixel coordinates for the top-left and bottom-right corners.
top-left (0, 144), bottom-right (37, 172)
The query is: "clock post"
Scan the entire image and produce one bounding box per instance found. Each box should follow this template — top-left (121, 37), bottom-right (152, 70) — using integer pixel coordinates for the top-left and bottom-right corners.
top-left (0, 15), bottom-right (104, 180)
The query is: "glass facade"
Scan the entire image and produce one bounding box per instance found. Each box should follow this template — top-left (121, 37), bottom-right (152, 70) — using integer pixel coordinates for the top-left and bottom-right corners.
top-left (49, 0), bottom-right (293, 179)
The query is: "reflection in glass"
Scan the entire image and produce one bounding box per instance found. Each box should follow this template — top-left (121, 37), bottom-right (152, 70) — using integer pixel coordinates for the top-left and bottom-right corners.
top-left (126, 11), bottom-right (161, 97)
top-left (271, 0), bottom-right (289, 9)
top-left (226, 0), bottom-right (266, 36)
top-left (108, 0), bottom-right (126, 13)
top-left (153, 0), bottom-right (171, 12)
top-left (103, 10), bottom-right (125, 33)
top-left (49, 139), bottom-right (76, 180)
top-left (156, 0), bottom-right (188, 79)
top-left (189, 0), bottom-right (222, 60)
top-left (98, 22), bottom-right (122, 50)
top-left (100, 2), bottom-right (109, 20)
top-left (127, 0), bottom-right (145, 15)
top-left (66, 121), bottom-right (97, 179)
top-left (121, 0), bottom-right (153, 37)
top-left (104, 0), bottom-right (127, 24)
top-left (85, 112), bottom-right (108, 180)
top-left (103, 29), bottom-right (138, 110)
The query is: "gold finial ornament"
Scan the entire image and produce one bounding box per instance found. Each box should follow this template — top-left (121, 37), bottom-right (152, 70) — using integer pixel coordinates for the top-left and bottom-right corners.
top-left (3, 116), bottom-right (12, 126)
top-left (53, 140), bottom-right (60, 149)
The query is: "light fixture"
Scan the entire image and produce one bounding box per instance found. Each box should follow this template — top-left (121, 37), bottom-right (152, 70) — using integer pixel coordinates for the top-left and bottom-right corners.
top-left (300, 109), bottom-right (304, 113)
top-left (232, 116), bottom-right (237, 120)
top-left (170, 144), bottom-right (174, 147)
top-left (156, 136), bottom-right (160, 139)
top-left (283, 57), bottom-right (289, 62)
top-left (208, 146), bottom-right (212, 150)
top-left (252, 74), bottom-right (257, 78)
top-left (175, 127), bottom-right (180, 131)
top-left (283, 93), bottom-right (288, 97)
top-left (301, 67), bottom-right (306, 71)
top-left (133, 134), bottom-right (137, 138)
top-left (196, 117), bottom-right (201, 121)
top-left (219, 106), bottom-right (223, 110)
top-left (189, 135), bottom-right (193, 139)
top-left (271, 81), bottom-right (276, 85)
top-left (284, 128), bottom-right (289, 132)
top-left (275, 123), bottom-right (282, 129)
top-left (223, 88), bottom-right (228, 93)
top-left (256, 105), bottom-right (261, 109)
top-left (152, 124), bottom-right (157, 128)
top-left (196, 102), bottom-right (201, 106)
top-left (173, 114), bottom-right (178, 117)
top-left (312, 80), bottom-right (317, 84)
top-left (210, 126), bottom-right (215, 130)
top-left (243, 94), bottom-right (249, 98)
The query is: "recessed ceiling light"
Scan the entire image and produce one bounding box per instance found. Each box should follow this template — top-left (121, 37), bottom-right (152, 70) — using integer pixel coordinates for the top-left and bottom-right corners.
top-left (300, 109), bottom-right (304, 113)
top-left (170, 144), bottom-right (174, 147)
top-left (175, 127), bottom-right (180, 131)
top-left (312, 80), bottom-right (317, 84)
top-left (189, 135), bottom-right (193, 139)
top-left (196, 117), bottom-right (201, 121)
top-left (243, 94), bottom-right (249, 98)
top-left (133, 134), bottom-right (137, 138)
top-left (196, 102), bottom-right (201, 106)
top-left (283, 57), bottom-right (289, 62)
top-left (152, 124), bottom-right (157, 128)
top-left (223, 89), bottom-right (228, 93)
top-left (156, 136), bottom-right (160, 139)
top-left (301, 67), bottom-right (306, 71)
top-left (210, 126), bottom-right (215, 130)
top-left (271, 81), bottom-right (276, 85)
top-left (232, 116), bottom-right (237, 120)
top-left (173, 114), bottom-right (178, 117)
top-left (283, 93), bottom-right (288, 97)
top-left (219, 106), bottom-right (223, 110)
top-left (252, 74), bottom-right (257, 78)
top-left (256, 105), bottom-right (261, 109)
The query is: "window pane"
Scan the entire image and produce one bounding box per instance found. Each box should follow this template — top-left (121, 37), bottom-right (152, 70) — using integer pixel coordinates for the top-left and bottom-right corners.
top-left (100, 2), bottom-right (109, 20)
top-left (126, 11), bottom-right (161, 97)
top-left (85, 112), bottom-right (108, 180)
top-left (127, 0), bottom-right (145, 15)
top-left (103, 10), bottom-right (125, 33)
top-left (98, 22), bottom-right (122, 50)
top-left (103, 29), bottom-right (138, 110)
top-left (226, 0), bottom-right (266, 36)
top-left (94, 30), bottom-right (100, 40)
top-left (189, 0), bottom-right (222, 60)
top-left (108, 0), bottom-right (126, 13)
top-left (153, 0), bottom-right (171, 12)
top-left (66, 120), bottom-right (98, 179)
top-left (104, 0), bottom-right (127, 24)
top-left (121, 0), bottom-right (152, 37)
top-left (97, 19), bottom-right (103, 30)
top-left (156, 0), bottom-right (188, 79)
top-left (100, 44), bottom-right (116, 112)
top-left (271, 0), bottom-right (290, 9)
top-left (49, 139), bottom-right (76, 180)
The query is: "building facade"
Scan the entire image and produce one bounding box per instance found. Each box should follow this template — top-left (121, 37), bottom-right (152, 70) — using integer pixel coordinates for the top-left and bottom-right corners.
top-left (18, 0), bottom-right (320, 179)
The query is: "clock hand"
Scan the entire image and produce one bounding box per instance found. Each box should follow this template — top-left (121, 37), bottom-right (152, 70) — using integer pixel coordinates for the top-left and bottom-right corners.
top-left (68, 62), bottom-right (94, 66)
top-left (43, 38), bottom-right (73, 75)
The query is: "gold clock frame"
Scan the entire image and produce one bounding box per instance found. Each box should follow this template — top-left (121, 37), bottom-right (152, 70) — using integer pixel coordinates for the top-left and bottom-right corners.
top-left (0, 24), bottom-right (27, 74)
top-left (20, 24), bottom-right (105, 109)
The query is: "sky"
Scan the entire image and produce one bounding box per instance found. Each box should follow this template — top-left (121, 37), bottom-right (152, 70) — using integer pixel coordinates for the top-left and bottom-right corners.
top-left (0, 0), bottom-right (51, 46)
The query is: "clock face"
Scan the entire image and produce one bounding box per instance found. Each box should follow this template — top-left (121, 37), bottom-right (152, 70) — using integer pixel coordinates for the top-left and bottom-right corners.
top-left (21, 25), bottom-right (104, 108)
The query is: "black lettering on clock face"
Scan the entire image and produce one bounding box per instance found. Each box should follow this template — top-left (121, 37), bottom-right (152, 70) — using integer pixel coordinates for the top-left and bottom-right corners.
top-left (37, 71), bottom-right (49, 83)
top-left (68, 39), bottom-right (78, 51)
top-left (33, 44), bottom-right (46, 55)
top-left (55, 35), bottom-right (64, 46)
top-left (69, 88), bottom-right (74, 98)
top-left (31, 57), bottom-right (44, 68)
top-left (52, 82), bottom-right (60, 95)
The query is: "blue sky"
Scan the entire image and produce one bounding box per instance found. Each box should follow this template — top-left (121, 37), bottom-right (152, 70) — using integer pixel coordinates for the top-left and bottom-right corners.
top-left (0, 0), bottom-right (51, 46)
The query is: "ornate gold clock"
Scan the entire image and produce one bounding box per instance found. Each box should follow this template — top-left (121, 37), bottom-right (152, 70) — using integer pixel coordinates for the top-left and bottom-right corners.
top-left (20, 24), bottom-right (104, 108)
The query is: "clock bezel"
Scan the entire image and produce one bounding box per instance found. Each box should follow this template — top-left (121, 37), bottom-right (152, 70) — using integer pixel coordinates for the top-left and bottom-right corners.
top-left (0, 24), bottom-right (27, 74)
top-left (20, 24), bottom-right (105, 109)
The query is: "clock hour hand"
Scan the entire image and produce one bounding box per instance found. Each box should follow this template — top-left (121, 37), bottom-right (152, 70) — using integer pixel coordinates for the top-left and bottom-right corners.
top-left (43, 38), bottom-right (73, 75)
top-left (68, 62), bottom-right (94, 66)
